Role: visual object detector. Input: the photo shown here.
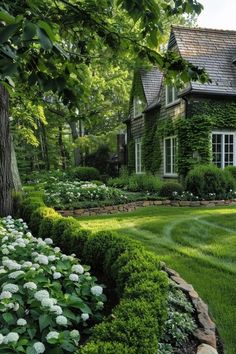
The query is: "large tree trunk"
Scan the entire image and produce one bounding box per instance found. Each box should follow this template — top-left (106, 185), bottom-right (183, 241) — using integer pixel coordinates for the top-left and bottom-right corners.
top-left (0, 85), bottom-right (13, 216)
top-left (11, 137), bottom-right (22, 192)
top-left (69, 121), bottom-right (81, 166)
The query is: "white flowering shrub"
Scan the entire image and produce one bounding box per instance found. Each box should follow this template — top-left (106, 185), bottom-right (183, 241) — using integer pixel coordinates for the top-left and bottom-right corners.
top-left (0, 216), bottom-right (106, 353)
top-left (44, 180), bottom-right (127, 208)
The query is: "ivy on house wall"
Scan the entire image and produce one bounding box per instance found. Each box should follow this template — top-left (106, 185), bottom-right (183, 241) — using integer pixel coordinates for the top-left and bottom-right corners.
top-left (140, 97), bottom-right (236, 178)
top-left (142, 109), bottom-right (158, 173)
top-left (177, 98), bottom-right (236, 177)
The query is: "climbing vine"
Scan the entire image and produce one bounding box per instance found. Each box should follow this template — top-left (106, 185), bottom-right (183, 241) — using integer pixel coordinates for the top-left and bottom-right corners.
top-left (140, 98), bottom-right (236, 177)
top-left (177, 99), bottom-right (236, 177)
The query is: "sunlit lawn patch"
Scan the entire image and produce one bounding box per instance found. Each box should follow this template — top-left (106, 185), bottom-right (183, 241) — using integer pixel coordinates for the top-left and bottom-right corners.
top-left (78, 205), bottom-right (236, 354)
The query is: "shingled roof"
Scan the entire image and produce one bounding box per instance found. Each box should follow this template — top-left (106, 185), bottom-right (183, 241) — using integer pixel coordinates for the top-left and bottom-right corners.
top-left (140, 67), bottom-right (163, 104)
top-left (171, 26), bottom-right (236, 95)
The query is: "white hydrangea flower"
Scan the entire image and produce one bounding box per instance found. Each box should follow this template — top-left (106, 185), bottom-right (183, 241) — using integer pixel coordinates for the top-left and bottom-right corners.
top-left (71, 264), bottom-right (84, 274)
top-left (54, 247), bottom-right (60, 253)
top-left (17, 318), bottom-right (27, 326)
top-left (48, 255), bottom-right (56, 262)
top-left (2, 248), bottom-right (9, 255)
top-left (3, 259), bottom-right (21, 270)
top-left (51, 266), bottom-right (56, 272)
top-left (53, 272), bottom-right (61, 280)
top-left (34, 290), bottom-right (50, 301)
top-left (13, 303), bottom-right (19, 311)
top-left (22, 261), bottom-right (33, 268)
top-left (32, 252), bottom-right (39, 257)
top-left (70, 329), bottom-right (80, 339)
top-left (81, 313), bottom-right (89, 321)
top-left (2, 283), bottom-right (19, 293)
top-left (41, 298), bottom-right (57, 308)
top-left (32, 263), bottom-right (40, 269)
top-left (91, 285), bottom-right (103, 296)
top-left (23, 282), bottom-right (37, 290)
top-left (46, 331), bottom-right (59, 341)
top-left (3, 332), bottom-right (19, 344)
top-left (0, 291), bottom-right (12, 300)
top-left (33, 342), bottom-right (45, 354)
top-left (36, 255), bottom-right (48, 265)
top-left (0, 269), bottom-right (7, 275)
top-left (5, 302), bottom-right (14, 309)
top-left (56, 315), bottom-right (67, 326)
top-left (7, 245), bottom-right (15, 251)
top-left (69, 273), bottom-right (79, 282)
top-left (0, 333), bottom-right (4, 344)
top-left (45, 238), bottom-right (53, 245)
top-left (8, 270), bottom-right (25, 279)
top-left (50, 305), bottom-right (63, 315)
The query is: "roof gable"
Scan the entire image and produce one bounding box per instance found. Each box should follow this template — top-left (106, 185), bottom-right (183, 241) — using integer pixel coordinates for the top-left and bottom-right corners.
top-left (140, 68), bottom-right (163, 104)
top-left (172, 26), bottom-right (236, 95)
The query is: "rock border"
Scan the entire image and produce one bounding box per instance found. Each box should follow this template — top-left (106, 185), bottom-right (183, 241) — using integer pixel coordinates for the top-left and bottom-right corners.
top-left (58, 198), bottom-right (236, 217)
top-left (163, 264), bottom-right (220, 354)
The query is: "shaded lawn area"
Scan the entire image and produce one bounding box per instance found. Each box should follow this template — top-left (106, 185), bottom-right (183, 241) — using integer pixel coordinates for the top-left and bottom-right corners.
top-left (78, 205), bottom-right (236, 354)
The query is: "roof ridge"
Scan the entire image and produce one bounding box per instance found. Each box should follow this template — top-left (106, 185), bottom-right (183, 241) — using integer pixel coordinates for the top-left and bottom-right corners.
top-left (172, 25), bottom-right (236, 34)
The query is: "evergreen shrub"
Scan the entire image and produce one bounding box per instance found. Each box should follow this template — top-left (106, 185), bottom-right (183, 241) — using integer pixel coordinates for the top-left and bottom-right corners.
top-left (18, 193), bottom-right (168, 353)
top-left (185, 164), bottom-right (235, 199)
top-left (72, 167), bottom-right (100, 181)
top-left (159, 182), bottom-right (184, 199)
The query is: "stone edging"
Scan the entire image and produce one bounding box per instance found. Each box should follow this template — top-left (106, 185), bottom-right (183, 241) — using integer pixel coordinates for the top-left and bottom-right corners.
top-left (58, 198), bottom-right (236, 217)
top-left (163, 264), bottom-right (220, 354)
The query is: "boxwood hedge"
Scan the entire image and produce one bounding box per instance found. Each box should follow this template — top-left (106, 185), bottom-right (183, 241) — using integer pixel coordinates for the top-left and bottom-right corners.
top-left (16, 193), bottom-right (168, 353)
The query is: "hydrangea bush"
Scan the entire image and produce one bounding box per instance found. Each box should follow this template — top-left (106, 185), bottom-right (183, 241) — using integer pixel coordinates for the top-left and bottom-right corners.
top-left (44, 181), bottom-right (127, 209)
top-left (0, 216), bottom-right (106, 354)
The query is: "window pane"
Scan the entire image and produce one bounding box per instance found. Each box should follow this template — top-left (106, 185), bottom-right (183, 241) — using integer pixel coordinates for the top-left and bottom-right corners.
top-left (224, 134), bottom-right (234, 166)
top-left (173, 87), bottom-right (178, 101)
top-left (166, 86), bottom-right (173, 104)
top-left (172, 137), bottom-right (177, 174)
top-left (165, 138), bottom-right (172, 173)
top-left (212, 134), bottom-right (222, 168)
top-left (135, 138), bottom-right (142, 173)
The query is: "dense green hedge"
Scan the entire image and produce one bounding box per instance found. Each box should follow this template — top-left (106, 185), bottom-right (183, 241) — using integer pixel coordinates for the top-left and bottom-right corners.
top-left (17, 193), bottom-right (168, 353)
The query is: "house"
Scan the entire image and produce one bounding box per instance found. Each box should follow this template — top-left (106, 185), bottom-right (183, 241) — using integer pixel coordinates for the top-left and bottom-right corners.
top-left (125, 26), bottom-right (236, 179)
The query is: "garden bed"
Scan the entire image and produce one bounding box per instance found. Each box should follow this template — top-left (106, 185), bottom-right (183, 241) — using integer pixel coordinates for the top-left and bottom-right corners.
top-left (10, 193), bottom-right (224, 353)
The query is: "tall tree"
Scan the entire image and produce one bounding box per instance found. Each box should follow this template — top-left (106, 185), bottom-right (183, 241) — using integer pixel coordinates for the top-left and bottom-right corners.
top-left (0, 0), bottom-right (208, 216)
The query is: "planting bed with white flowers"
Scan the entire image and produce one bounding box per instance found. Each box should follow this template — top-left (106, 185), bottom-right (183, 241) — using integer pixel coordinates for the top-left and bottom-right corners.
top-left (44, 180), bottom-right (128, 209)
top-left (0, 216), bottom-right (106, 354)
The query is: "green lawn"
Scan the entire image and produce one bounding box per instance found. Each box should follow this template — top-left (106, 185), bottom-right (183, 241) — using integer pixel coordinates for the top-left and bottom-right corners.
top-left (78, 205), bottom-right (236, 354)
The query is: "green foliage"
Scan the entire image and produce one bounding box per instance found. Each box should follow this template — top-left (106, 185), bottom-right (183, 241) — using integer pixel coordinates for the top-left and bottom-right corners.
top-left (85, 145), bottom-right (111, 175)
top-left (18, 192), bottom-right (169, 353)
top-left (225, 166), bottom-right (236, 181)
top-left (185, 164), bottom-right (235, 199)
top-left (71, 167), bottom-right (100, 181)
top-left (108, 172), bottom-right (163, 193)
top-left (159, 182), bottom-right (184, 199)
top-left (127, 139), bottom-right (135, 173)
top-left (142, 110), bottom-right (159, 173)
top-left (79, 341), bottom-right (133, 354)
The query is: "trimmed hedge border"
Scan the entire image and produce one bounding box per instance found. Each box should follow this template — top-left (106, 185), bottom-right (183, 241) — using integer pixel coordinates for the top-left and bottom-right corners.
top-left (57, 199), bottom-right (236, 217)
top-left (17, 194), bottom-right (169, 353)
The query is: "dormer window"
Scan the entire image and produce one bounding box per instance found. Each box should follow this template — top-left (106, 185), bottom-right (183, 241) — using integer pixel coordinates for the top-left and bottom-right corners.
top-left (133, 96), bottom-right (144, 117)
top-left (166, 85), bottom-right (179, 106)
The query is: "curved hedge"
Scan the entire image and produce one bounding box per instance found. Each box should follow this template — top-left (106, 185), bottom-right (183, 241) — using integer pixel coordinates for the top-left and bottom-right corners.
top-left (17, 193), bottom-right (168, 353)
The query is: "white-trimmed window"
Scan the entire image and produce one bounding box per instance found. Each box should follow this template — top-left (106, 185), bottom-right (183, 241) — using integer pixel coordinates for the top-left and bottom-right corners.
top-left (135, 137), bottom-right (142, 174)
top-left (164, 136), bottom-right (177, 176)
top-left (133, 96), bottom-right (144, 117)
top-left (166, 85), bottom-right (179, 106)
top-left (212, 131), bottom-right (236, 168)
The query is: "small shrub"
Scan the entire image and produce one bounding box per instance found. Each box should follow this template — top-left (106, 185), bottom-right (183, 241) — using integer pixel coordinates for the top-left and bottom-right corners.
top-left (225, 165), bottom-right (236, 180)
top-left (185, 164), bottom-right (235, 199)
top-left (108, 173), bottom-right (163, 193)
top-left (72, 167), bottom-right (100, 181)
top-left (79, 341), bottom-right (133, 354)
top-left (159, 182), bottom-right (184, 199)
